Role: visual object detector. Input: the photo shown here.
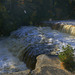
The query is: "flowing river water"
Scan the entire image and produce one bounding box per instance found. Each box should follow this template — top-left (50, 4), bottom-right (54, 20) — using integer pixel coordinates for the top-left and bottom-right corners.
top-left (0, 26), bottom-right (75, 74)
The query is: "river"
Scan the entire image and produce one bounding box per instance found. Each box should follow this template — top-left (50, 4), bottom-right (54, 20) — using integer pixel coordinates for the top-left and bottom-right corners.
top-left (0, 26), bottom-right (75, 74)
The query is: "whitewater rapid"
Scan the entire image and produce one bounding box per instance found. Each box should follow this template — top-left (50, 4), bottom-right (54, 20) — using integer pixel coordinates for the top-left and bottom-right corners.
top-left (0, 38), bottom-right (28, 74)
top-left (0, 26), bottom-right (75, 74)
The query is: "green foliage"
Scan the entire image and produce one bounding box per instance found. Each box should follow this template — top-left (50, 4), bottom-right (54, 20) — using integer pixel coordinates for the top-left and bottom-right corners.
top-left (58, 45), bottom-right (75, 71)
top-left (59, 45), bottom-right (74, 62)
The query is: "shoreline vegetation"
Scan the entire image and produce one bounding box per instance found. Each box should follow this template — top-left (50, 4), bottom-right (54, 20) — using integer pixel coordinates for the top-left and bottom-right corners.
top-left (58, 45), bottom-right (75, 72)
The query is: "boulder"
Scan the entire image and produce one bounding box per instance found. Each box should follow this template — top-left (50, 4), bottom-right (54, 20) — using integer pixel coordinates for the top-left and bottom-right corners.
top-left (31, 54), bottom-right (74, 75)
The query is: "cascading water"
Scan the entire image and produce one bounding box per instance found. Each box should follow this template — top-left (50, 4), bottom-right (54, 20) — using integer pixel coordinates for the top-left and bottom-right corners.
top-left (0, 26), bottom-right (75, 74)
top-left (51, 23), bottom-right (75, 36)
top-left (0, 38), bottom-right (28, 74)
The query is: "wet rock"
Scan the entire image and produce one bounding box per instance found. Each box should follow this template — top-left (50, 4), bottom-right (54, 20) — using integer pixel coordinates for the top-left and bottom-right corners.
top-left (32, 66), bottom-right (69, 75)
top-left (1, 70), bottom-right (30, 75)
top-left (31, 54), bottom-right (73, 75)
top-left (33, 54), bottom-right (61, 69)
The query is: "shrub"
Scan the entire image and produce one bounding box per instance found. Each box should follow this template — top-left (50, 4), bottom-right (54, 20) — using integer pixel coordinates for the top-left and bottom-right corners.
top-left (58, 45), bottom-right (75, 71)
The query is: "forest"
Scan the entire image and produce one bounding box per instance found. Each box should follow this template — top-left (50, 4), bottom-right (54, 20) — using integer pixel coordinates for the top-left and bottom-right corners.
top-left (0, 0), bottom-right (75, 36)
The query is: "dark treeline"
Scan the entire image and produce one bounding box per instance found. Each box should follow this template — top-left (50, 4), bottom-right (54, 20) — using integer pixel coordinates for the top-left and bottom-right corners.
top-left (0, 0), bottom-right (75, 36)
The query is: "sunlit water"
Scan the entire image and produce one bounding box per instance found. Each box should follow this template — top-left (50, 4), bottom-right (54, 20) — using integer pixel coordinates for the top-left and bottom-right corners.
top-left (0, 26), bottom-right (75, 74)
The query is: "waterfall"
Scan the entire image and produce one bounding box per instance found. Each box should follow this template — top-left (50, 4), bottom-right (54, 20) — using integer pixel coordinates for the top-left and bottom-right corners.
top-left (62, 25), bottom-right (75, 35)
top-left (51, 23), bottom-right (75, 36)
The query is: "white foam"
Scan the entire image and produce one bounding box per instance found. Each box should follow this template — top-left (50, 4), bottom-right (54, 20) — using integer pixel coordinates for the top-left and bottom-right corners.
top-left (0, 40), bottom-right (28, 74)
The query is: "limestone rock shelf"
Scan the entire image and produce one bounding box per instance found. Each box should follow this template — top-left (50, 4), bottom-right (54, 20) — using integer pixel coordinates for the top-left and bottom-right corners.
top-left (31, 54), bottom-right (75, 75)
